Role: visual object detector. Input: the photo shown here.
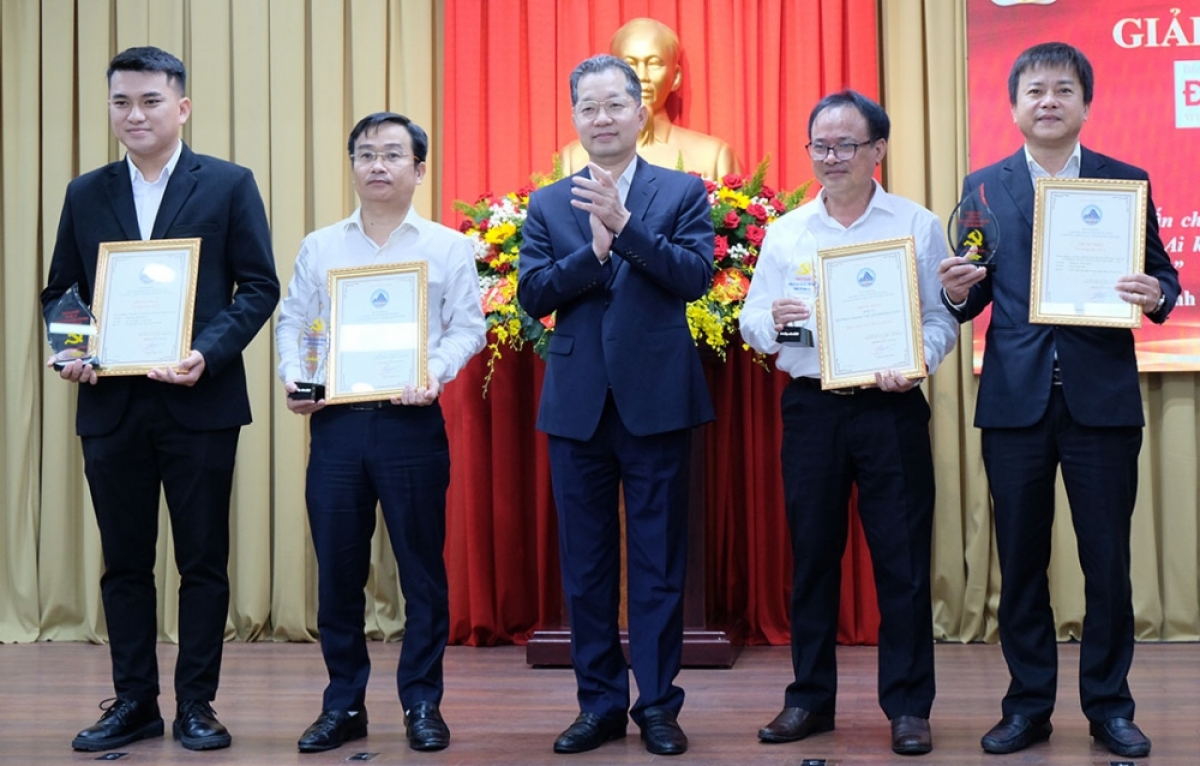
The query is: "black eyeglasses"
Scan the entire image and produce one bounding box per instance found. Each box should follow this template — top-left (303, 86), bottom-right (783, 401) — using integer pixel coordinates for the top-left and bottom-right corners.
top-left (806, 140), bottom-right (875, 161)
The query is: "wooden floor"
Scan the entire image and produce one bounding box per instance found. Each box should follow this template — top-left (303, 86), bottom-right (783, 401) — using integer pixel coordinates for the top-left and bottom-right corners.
top-left (2, 641), bottom-right (1197, 764)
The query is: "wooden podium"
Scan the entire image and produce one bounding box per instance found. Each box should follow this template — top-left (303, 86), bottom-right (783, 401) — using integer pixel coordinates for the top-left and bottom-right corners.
top-left (525, 435), bottom-right (741, 667)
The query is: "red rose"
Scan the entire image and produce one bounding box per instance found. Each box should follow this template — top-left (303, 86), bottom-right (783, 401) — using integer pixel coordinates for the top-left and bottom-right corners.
top-left (771, 197), bottom-right (787, 213)
top-left (722, 174), bottom-right (745, 189)
top-left (744, 253), bottom-right (758, 268)
top-left (761, 184), bottom-right (776, 198)
top-left (712, 267), bottom-right (750, 301)
top-left (722, 210), bottom-right (741, 229)
top-left (458, 218), bottom-right (473, 233)
top-left (713, 235), bottom-right (729, 259)
top-left (746, 225), bottom-right (766, 247)
top-left (704, 179), bottom-right (718, 194)
top-left (746, 203), bottom-right (768, 224)
top-left (494, 260), bottom-right (512, 273)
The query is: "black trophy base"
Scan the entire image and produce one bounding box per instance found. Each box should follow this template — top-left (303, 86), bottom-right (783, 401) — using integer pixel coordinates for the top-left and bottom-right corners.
top-left (289, 382), bottom-right (326, 401)
top-left (51, 356), bottom-right (98, 372)
top-left (776, 326), bottom-right (814, 347)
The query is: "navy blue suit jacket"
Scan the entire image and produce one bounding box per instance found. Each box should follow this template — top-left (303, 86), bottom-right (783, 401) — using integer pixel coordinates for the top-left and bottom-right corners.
top-left (518, 157), bottom-right (716, 440)
top-left (946, 147), bottom-right (1179, 429)
top-left (41, 143), bottom-right (280, 437)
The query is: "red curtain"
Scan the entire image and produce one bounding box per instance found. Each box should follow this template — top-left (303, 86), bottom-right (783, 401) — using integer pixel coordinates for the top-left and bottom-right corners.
top-left (440, 0), bottom-right (881, 646)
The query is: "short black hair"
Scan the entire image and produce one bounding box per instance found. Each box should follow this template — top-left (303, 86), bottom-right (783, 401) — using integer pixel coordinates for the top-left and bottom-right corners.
top-left (347, 112), bottom-right (428, 164)
top-left (1008, 42), bottom-right (1093, 105)
top-left (807, 89), bottom-right (890, 142)
top-left (107, 46), bottom-right (186, 95)
top-left (568, 54), bottom-right (642, 106)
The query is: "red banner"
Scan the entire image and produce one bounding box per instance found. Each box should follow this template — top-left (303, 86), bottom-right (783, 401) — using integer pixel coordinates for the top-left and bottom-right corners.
top-left (966, 0), bottom-right (1200, 372)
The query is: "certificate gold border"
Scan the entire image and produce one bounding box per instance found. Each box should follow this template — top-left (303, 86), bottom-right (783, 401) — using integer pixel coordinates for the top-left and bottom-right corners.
top-left (91, 238), bottom-right (201, 376)
top-left (326, 261), bottom-right (429, 404)
top-left (1030, 177), bottom-right (1148, 328)
top-left (815, 236), bottom-right (927, 390)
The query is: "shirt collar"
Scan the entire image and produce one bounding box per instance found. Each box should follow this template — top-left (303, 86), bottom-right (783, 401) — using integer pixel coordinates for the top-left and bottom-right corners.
top-left (1023, 142), bottom-right (1082, 177)
top-left (815, 180), bottom-right (894, 228)
top-left (345, 205), bottom-right (424, 239)
top-left (126, 140), bottom-right (183, 184)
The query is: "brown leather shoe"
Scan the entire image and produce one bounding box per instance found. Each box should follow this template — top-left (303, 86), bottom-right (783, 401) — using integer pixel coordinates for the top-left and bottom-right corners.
top-left (891, 715), bottom-right (932, 755)
top-left (758, 707), bottom-right (835, 743)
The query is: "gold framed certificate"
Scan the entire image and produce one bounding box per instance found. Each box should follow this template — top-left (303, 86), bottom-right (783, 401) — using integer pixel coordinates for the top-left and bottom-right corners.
top-left (326, 261), bottom-right (428, 404)
top-left (1030, 177), bottom-right (1148, 328)
top-left (815, 236), bottom-right (927, 390)
top-left (91, 238), bottom-right (201, 376)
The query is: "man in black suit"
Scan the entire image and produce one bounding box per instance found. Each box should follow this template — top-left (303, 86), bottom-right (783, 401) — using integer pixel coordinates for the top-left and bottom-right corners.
top-left (939, 42), bottom-right (1178, 759)
top-left (518, 55), bottom-right (715, 757)
top-left (42, 46), bottom-right (278, 753)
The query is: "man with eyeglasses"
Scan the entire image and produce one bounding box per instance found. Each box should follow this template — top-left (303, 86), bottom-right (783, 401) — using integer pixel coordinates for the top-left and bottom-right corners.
top-left (938, 43), bottom-right (1177, 759)
top-left (276, 112), bottom-right (485, 754)
top-left (518, 54), bottom-right (715, 757)
top-left (43, 46), bottom-right (278, 753)
top-left (740, 90), bottom-right (957, 756)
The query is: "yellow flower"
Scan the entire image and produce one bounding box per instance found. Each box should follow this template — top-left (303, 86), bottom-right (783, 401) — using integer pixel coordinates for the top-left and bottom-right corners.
top-left (718, 188), bottom-right (751, 209)
top-left (485, 221), bottom-right (517, 245)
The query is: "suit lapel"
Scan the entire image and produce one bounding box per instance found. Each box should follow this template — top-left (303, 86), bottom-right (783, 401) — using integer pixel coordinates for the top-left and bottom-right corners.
top-left (1000, 149), bottom-right (1035, 230)
top-left (609, 157), bottom-right (658, 284)
top-left (151, 144), bottom-right (198, 240)
top-left (104, 163), bottom-right (142, 241)
top-left (1080, 145), bottom-right (1106, 179)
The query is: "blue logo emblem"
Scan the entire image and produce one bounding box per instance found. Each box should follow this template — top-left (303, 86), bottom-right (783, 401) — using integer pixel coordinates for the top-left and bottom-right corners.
top-left (1081, 205), bottom-right (1102, 225)
top-left (856, 268), bottom-right (876, 287)
top-left (371, 290), bottom-right (389, 307)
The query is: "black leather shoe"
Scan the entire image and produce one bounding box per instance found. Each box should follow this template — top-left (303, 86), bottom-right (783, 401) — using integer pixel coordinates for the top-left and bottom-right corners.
top-left (891, 715), bottom-right (932, 755)
top-left (639, 707), bottom-right (687, 756)
top-left (980, 714), bottom-right (1052, 754)
top-left (173, 700), bottom-right (231, 751)
top-left (758, 707), bottom-right (835, 743)
top-left (405, 701), bottom-right (450, 751)
top-left (553, 712), bottom-right (627, 754)
top-left (1090, 717), bottom-right (1151, 757)
top-left (297, 709), bottom-right (368, 753)
top-left (72, 698), bottom-right (164, 751)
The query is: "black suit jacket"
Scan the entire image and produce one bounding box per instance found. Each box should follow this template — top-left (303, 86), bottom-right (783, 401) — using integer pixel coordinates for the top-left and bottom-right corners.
top-left (41, 143), bottom-right (279, 436)
top-left (517, 157), bottom-right (716, 440)
top-left (946, 147), bottom-right (1179, 429)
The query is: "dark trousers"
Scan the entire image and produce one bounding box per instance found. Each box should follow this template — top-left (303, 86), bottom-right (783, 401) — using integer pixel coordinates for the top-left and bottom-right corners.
top-left (306, 402), bottom-right (451, 712)
top-left (779, 380), bottom-right (936, 719)
top-left (983, 386), bottom-right (1141, 723)
top-left (81, 386), bottom-right (239, 703)
top-left (547, 394), bottom-right (691, 726)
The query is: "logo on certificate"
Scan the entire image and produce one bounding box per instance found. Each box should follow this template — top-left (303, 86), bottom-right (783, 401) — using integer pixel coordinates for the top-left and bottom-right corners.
top-left (1176, 61), bottom-right (1200, 128)
top-left (856, 268), bottom-right (876, 287)
top-left (371, 289), bottom-right (390, 307)
top-left (1081, 205), bottom-right (1102, 225)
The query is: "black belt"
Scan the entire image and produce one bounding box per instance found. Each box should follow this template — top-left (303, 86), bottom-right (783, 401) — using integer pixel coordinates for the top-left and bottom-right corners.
top-left (790, 376), bottom-right (859, 396)
top-left (348, 400), bottom-right (392, 411)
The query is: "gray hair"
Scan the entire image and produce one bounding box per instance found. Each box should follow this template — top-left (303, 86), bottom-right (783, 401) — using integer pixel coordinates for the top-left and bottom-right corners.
top-left (568, 54), bottom-right (642, 105)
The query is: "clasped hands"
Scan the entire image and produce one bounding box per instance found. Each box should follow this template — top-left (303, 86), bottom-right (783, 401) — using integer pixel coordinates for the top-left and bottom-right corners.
top-left (284, 372), bottom-right (440, 415)
top-left (937, 247), bottom-right (1163, 313)
top-left (571, 163), bottom-right (631, 261)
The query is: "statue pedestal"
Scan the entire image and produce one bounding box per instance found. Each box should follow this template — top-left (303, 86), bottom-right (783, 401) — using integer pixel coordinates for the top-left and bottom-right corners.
top-left (525, 433), bottom-right (742, 667)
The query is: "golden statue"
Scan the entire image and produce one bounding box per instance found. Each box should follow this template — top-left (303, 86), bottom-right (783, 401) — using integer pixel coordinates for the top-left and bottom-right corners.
top-left (560, 17), bottom-right (741, 179)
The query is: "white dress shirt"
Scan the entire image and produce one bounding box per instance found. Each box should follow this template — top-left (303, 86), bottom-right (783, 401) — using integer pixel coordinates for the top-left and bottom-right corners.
top-left (740, 181), bottom-right (959, 379)
top-left (276, 206), bottom-right (486, 388)
top-left (128, 140), bottom-right (184, 240)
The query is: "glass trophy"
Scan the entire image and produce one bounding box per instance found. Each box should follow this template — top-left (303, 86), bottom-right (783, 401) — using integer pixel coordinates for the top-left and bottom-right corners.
top-left (777, 229), bottom-right (818, 346)
top-left (45, 284), bottom-right (99, 370)
top-left (947, 183), bottom-right (1001, 271)
top-left (289, 292), bottom-right (328, 401)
